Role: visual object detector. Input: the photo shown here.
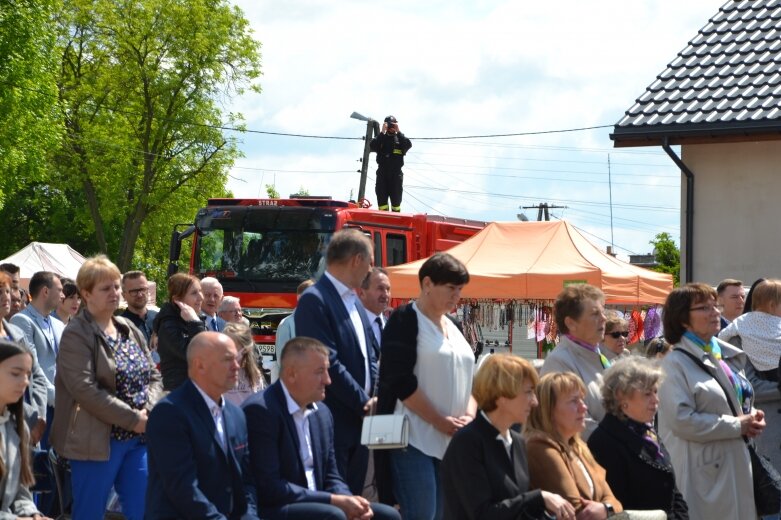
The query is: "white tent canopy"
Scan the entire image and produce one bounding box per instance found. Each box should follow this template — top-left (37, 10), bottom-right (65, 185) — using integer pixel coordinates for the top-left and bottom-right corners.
top-left (1, 242), bottom-right (87, 288)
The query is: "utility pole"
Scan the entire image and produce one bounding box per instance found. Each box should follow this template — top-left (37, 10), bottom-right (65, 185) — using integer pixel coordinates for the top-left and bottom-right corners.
top-left (522, 202), bottom-right (566, 221)
top-left (350, 112), bottom-right (379, 203)
top-left (608, 154), bottom-right (615, 250)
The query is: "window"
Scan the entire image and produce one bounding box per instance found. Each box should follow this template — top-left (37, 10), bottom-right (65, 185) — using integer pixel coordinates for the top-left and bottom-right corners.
top-left (373, 232), bottom-right (382, 266)
top-left (386, 234), bottom-right (407, 266)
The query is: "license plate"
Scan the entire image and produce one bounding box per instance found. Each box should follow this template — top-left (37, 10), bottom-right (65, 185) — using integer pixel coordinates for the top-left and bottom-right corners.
top-left (256, 344), bottom-right (276, 355)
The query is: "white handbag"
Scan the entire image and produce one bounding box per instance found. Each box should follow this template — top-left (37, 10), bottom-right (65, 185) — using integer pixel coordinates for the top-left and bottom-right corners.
top-left (361, 413), bottom-right (409, 449)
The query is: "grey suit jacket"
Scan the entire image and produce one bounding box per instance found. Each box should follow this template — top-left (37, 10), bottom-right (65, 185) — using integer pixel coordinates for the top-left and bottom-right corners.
top-left (3, 319), bottom-right (48, 421)
top-left (10, 306), bottom-right (64, 404)
top-left (0, 415), bottom-right (40, 519)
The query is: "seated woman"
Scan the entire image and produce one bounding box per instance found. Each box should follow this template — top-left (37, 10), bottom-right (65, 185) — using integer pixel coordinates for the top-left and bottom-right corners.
top-left (525, 372), bottom-right (624, 519)
top-left (0, 339), bottom-right (51, 520)
top-left (441, 354), bottom-right (575, 520)
top-left (222, 321), bottom-right (265, 406)
top-left (588, 357), bottom-right (688, 519)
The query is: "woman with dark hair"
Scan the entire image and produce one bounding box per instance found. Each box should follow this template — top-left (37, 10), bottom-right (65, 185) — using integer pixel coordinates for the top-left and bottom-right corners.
top-left (441, 354), bottom-right (575, 520)
top-left (222, 321), bottom-right (265, 406)
top-left (153, 273), bottom-right (206, 391)
top-left (52, 277), bottom-right (80, 324)
top-left (50, 255), bottom-right (162, 520)
top-left (541, 284), bottom-right (608, 439)
top-left (601, 313), bottom-right (631, 361)
top-left (589, 357), bottom-right (688, 519)
top-left (376, 252), bottom-right (476, 520)
top-left (0, 339), bottom-right (49, 519)
top-left (658, 283), bottom-right (763, 520)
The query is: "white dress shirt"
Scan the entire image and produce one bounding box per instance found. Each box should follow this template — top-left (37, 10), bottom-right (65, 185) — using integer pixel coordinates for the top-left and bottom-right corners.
top-left (324, 271), bottom-right (370, 393)
top-left (281, 381), bottom-right (318, 491)
top-left (193, 382), bottom-right (227, 451)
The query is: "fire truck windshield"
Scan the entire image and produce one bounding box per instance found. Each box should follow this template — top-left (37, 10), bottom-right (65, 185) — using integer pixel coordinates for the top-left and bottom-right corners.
top-left (193, 206), bottom-right (335, 288)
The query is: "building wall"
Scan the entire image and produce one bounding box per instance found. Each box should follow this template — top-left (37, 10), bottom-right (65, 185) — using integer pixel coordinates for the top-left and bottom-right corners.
top-left (681, 141), bottom-right (781, 286)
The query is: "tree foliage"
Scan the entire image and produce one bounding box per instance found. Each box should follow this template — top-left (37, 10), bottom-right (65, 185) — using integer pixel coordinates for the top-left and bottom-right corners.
top-left (650, 232), bottom-right (680, 286)
top-left (0, 0), bottom-right (63, 202)
top-left (265, 184), bottom-right (280, 199)
top-left (51, 0), bottom-right (262, 271)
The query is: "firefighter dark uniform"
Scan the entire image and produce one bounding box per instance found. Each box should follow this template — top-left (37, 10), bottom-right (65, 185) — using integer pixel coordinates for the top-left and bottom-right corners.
top-left (369, 115), bottom-right (412, 211)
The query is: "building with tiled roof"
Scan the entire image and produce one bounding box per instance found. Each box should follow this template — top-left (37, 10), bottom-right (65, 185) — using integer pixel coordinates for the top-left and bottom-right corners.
top-left (612, 0), bottom-right (781, 285)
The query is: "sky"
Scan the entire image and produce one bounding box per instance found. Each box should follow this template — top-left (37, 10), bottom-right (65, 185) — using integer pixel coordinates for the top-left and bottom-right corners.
top-left (224, 0), bottom-right (727, 259)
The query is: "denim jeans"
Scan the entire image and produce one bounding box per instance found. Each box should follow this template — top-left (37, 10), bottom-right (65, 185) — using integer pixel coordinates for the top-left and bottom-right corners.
top-left (388, 444), bottom-right (443, 520)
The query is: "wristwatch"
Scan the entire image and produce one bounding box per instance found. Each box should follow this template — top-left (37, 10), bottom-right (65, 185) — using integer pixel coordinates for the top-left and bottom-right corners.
top-left (603, 503), bottom-right (615, 517)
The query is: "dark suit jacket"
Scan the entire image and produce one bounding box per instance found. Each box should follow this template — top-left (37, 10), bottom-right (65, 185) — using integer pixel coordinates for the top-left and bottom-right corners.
top-left (145, 379), bottom-right (258, 520)
top-left (588, 413), bottom-right (688, 519)
top-left (294, 274), bottom-right (377, 448)
top-left (243, 381), bottom-right (351, 516)
top-left (440, 413), bottom-right (546, 520)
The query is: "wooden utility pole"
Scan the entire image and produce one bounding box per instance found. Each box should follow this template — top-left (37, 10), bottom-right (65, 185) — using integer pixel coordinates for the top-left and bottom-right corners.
top-left (522, 202), bottom-right (566, 221)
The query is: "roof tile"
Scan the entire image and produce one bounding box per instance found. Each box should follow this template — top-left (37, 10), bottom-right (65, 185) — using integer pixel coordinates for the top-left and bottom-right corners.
top-left (615, 0), bottom-right (781, 135)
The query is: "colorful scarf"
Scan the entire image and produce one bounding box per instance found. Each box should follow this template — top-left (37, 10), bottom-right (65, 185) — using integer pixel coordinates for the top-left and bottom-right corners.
top-left (684, 331), bottom-right (753, 413)
top-left (565, 334), bottom-right (611, 369)
top-left (624, 416), bottom-right (664, 462)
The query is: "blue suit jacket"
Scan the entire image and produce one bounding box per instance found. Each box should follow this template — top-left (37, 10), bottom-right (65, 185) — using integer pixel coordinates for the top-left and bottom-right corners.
top-left (10, 306), bottom-right (64, 404)
top-left (145, 379), bottom-right (258, 520)
top-left (242, 381), bottom-right (351, 515)
top-left (294, 275), bottom-right (378, 448)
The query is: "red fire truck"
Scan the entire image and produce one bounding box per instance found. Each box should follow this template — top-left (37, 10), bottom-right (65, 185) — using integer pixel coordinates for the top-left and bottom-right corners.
top-left (168, 196), bottom-right (487, 359)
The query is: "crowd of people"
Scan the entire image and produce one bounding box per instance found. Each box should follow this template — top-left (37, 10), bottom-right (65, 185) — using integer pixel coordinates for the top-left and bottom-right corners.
top-left (0, 237), bottom-right (779, 520)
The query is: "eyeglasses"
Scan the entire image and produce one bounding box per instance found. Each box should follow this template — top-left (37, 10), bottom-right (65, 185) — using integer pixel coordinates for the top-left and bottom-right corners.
top-left (127, 287), bottom-right (148, 296)
top-left (607, 331), bottom-right (629, 338)
top-left (690, 304), bottom-right (721, 313)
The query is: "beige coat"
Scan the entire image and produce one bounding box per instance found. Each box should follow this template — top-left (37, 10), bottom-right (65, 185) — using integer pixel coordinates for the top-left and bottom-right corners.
top-left (50, 309), bottom-right (163, 461)
top-left (658, 335), bottom-right (756, 520)
top-left (541, 335), bottom-right (606, 439)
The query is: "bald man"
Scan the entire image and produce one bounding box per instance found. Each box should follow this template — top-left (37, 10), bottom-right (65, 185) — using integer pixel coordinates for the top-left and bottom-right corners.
top-left (146, 332), bottom-right (258, 519)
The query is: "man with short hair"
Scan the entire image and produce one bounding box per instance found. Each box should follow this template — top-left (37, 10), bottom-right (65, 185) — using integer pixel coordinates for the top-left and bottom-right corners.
top-left (243, 337), bottom-right (400, 520)
top-left (121, 270), bottom-right (158, 344)
top-left (295, 229), bottom-right (377, 495)
top-left (357, 267), bottom-right (391, 358)
top-left (0, 263), bottom-right (20, 290)
top-left (218, 296), bottom-right (246, 325)
top-left (201, 277), bottom-right (226, 332)
top-left (146, 332), bottom-right (258, 519)
top-left (9, 288), bottom-right (24, 318)
top-left (10, 271), bottom-right (64, 448)
top-left (717, 278), bottom-right (746, 329)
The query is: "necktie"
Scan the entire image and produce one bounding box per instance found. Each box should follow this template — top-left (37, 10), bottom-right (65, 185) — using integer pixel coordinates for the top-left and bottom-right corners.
top-left (211, 317), bottom-right (218, 331)
top-left (211, 404), bottom-right (226, 450)
top-left (375, 316), bottom-right (383, 330)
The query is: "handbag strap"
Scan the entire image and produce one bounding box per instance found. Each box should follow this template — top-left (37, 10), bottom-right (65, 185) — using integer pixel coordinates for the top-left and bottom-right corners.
top-left (674, 347), bottom-right (749, 443)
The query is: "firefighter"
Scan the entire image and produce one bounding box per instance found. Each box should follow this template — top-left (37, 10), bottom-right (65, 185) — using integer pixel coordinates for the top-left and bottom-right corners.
top-left (369, 115), bottom-right (412, 211)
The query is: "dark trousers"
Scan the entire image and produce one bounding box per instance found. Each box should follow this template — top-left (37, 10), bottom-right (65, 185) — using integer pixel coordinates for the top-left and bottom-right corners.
top-left (375, 169), bottom-right (403, 210)
top-left (267, 501), bottom-right (401, 520)
top-left (335, 442), bottom-right (369, 496)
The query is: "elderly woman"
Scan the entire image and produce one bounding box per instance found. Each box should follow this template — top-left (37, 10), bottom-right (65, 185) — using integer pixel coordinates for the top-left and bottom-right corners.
top-left (588, 357), bottom-right (688, 519)
top-left (525, 372), bottom-right (624, 519)
top-left (601, 313), bottom-right (631, 361)
top-left (441, 354), bottom-right (575, 520)
top-left (50, 255), bottom-right (162, 520)
top-left (718, 278), bottom-right (781, 474)
top-left (658, 283), bottom-right (763, 520)
top-left (541, 284), bottom-right (608, 439)
top-left (222, 321), bottom-right (265, 406)
top-left (153, 273), bottom-right (206, 391)
top-left (376, 252), bottom-right (477, 520)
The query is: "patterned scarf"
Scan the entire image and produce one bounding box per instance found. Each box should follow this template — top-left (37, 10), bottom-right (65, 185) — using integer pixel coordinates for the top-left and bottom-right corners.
top-left (565, 334), bottom-right (611, 369)
top-left (684, 331), bottom-right (753, 413)
top-left (624, 416), bottom-right (664, 462)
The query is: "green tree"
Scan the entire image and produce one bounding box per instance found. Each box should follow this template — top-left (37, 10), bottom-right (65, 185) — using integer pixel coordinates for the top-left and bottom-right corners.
top-left (265, 184), bottom-right (280, 198)
top-left (0, 0), bottom-right (63, 204)
top-left (53, 0), bottom-right (262, 271)
top-left (650, 232), bottom-right (680, 286)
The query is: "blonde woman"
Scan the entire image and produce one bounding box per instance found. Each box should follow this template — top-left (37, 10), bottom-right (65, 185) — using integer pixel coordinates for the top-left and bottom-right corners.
top-left (441, 354), bottom-right (575, 520)
top-left (222, 322), bottom-right (265, 406)
top-left (525, 372), bottom-right (623, 519)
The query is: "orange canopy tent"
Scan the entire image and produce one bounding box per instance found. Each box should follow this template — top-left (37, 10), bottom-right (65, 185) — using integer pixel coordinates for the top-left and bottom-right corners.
top-left (385, 220), bottom-right (673, 305)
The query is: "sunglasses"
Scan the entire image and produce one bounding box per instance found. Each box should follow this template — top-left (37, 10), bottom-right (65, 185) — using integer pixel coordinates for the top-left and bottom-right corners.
top-left (607, 331), bottom-right (629, 339)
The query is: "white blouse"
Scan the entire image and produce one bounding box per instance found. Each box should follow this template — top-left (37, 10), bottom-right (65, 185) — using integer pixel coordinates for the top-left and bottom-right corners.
top-left (395, 303), bottom-right (475, 459)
